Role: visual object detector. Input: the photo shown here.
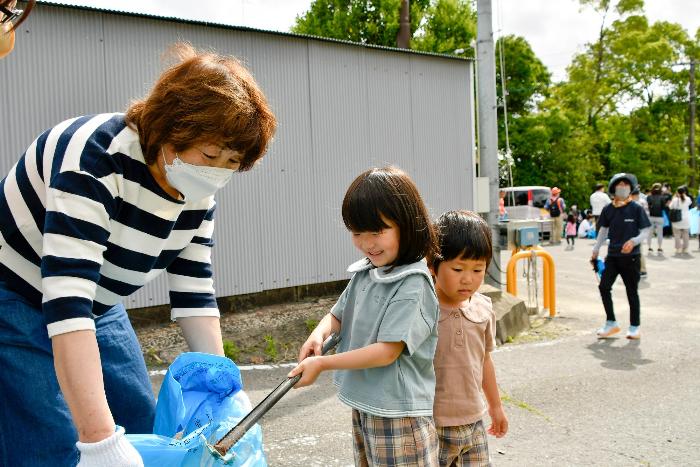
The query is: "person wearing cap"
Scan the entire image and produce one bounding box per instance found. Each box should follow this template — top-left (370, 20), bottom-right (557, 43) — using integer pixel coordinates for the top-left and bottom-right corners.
top-left (544, 187), bottom-right (566, 244)
top-left (591, 173), bottom-right (651, 339)
top-left (589, 183), bottom-right (611, 234)
top-left (0, 0), bottom-right (34, 58)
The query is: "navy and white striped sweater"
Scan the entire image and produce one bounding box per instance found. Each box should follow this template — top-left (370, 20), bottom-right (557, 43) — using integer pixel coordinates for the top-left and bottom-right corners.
top-left (0, 113), bottom-right (219, 337)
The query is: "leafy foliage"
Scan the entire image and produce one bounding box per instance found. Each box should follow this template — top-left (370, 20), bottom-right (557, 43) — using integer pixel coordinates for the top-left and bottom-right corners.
top-left (292, 0), bottom-right (431, 46)
top-left (495, 35), bottom-right (551, 116)
top-left (412, 0), bottom-right (476, 57)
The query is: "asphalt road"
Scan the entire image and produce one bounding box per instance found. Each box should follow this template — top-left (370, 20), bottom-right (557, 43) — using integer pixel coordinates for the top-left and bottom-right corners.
top-left (156, 236), bottom-right (700, 466)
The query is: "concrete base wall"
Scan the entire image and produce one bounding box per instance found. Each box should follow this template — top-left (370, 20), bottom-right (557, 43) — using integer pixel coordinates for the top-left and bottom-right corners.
top-left (478, 284), bottom-right (530, 344)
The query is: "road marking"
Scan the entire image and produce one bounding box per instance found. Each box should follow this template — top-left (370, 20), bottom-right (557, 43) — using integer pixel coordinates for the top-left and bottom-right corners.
top-left (149, 362), bottom-right (298, 376)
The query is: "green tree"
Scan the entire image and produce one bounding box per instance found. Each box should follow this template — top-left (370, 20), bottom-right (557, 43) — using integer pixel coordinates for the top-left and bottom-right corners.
top-left (560, 1), bottom-right (690, 128)
top-left (495, 35), bottom-right (551, 117)
top-left (411, 0), bottom-right (476, 58)
top-left (533, 0), bottom-right (697, 199)
top-left (292, 0), bottom-right (430, 47)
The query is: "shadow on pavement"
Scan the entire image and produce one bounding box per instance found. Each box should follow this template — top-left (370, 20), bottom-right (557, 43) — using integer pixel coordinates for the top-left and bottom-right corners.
top-left (585, 338), bottom-right (653, 371)
top-left (671, 253), bottom-right (695, 260)
top-left (645, 253), bottom-right (667, 261)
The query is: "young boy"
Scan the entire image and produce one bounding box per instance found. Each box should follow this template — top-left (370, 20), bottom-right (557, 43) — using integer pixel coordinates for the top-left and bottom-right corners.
top-left (429, 210), bottom-right (508, 466)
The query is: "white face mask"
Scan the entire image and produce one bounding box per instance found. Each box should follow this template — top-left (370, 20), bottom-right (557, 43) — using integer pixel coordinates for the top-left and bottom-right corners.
top-left (615, 186), bottom-right (631, 199)
top-left (162, 148), bottom-right (235, 201)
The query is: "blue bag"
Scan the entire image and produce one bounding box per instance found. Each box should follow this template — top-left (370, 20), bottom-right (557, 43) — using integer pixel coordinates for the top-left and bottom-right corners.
top-left (128, 352), bottom-right (267, 466)
top-left (595, 258), bottom-right (605, 279)
top-left (690, 207), bottom-right (698, 235)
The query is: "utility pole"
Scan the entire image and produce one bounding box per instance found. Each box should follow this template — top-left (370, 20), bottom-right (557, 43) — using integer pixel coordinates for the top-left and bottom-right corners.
top-left (689, 58), bottom-right (696, 189)
top-left (397, 0), bottom-right (410, 49)
top-left (476, 0), bottom-right (501, 288)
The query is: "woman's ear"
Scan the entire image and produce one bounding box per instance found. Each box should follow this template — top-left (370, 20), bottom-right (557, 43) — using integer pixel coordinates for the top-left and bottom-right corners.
top-left (0, 27), bottom-right (16, 59)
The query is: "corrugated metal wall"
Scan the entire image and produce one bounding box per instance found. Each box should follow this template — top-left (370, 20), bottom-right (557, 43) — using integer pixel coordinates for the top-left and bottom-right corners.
top-left (0, 4), bottom-right (475, 309)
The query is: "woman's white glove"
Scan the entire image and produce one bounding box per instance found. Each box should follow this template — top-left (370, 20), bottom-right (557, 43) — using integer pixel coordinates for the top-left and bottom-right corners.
top-left (76, 426), bottom-right (143, 467)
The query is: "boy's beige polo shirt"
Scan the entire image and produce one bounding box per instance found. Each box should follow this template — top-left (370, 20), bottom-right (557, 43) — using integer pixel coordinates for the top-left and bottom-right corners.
top-left (433, 292), bottom-right (496, 427)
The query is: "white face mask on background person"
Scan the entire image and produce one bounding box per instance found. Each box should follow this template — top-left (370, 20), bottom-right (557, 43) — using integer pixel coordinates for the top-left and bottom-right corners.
top-left (615, 185), bottom-right (631, 199)
top-left (162, 147), bottom-right (235, 201)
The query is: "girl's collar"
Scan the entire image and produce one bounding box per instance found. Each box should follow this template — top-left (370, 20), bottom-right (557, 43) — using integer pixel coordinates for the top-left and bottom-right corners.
top-left (346, 258), bottom-right (434, 286)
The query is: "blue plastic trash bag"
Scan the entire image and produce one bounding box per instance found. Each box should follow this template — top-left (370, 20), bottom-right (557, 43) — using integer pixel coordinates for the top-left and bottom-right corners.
top-left (128, 352), bottom-right (267, 467)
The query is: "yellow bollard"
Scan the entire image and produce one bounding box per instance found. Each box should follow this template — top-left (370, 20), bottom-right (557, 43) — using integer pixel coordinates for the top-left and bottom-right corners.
top-left (506, 248), bottom-right (556, 317)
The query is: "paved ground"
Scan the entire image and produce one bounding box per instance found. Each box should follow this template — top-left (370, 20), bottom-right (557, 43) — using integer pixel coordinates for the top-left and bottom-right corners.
top-left (156, 236), bottom-right (700, 466)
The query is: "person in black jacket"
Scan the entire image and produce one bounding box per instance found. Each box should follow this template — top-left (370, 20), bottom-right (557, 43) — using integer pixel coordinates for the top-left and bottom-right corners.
top-left (591, 173), bottom-right (651, 340)
top-left (645, 183), bottom-right (668, 253)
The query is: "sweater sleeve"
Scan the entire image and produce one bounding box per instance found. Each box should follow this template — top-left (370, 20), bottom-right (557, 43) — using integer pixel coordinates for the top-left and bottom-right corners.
top-left (42, 170), bottom-right (117, 337)
top-left (167, 201), bottom-right (219, 320)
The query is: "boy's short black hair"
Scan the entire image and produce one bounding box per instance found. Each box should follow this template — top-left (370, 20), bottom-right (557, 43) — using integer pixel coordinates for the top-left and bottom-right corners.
top-left (342, 166), bottom-right (437, 268)
top-left (429, 210), bottom-right (492, 271)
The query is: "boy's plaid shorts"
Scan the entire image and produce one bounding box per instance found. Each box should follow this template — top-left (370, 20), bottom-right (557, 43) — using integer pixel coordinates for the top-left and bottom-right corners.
top-left (351, 409), bottom-right (439, 466)
top-left (436, 420), bottom-right (491, 466)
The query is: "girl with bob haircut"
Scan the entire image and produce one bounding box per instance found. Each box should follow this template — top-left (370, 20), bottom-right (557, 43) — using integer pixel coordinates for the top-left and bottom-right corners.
top-left (290, 166), bottom-right (442, 466)
top-left (428, 210), bottom-right (508, 466)
top-left (0, 43), bottom-right (275, 466)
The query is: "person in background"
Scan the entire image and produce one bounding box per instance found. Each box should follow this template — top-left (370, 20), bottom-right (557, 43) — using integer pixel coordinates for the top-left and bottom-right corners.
top-left (697, 190), bottom-right (700, 250)
top-left (545, 187), bottom-right (566, 244)
top-left (645, 183), bottom-right (667, 253)
top-left (0, 0), bottom-right (34, 58)
top-left (569, 204), bottom-right (582, 229)
top-left (578, 213), bottom-right (595, 239)
top-left (498, 190), bottom-right (508, 222)
top-left (589, 183), bottom-right (611, 234)
top-left (631, 186), bottom-right (648, 277)
top-left (669, 185), bottom-right (692, 255)
top-left (591, 173), bottom-right (650, 340)
top-left (565, 213), bottom-right (577, 249)
top-left (0, 43), bottom-right (276, 467)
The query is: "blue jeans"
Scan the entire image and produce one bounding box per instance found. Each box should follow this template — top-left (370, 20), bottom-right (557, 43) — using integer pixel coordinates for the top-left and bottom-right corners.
top-left (0, 281), bottom-right (156, 467)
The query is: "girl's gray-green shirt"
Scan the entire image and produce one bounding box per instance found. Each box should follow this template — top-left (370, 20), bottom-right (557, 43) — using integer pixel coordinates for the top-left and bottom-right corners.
top-left (330, 258), bottom-right (439, 418)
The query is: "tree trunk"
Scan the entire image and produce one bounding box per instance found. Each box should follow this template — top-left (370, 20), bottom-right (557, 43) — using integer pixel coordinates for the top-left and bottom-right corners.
top-left (397, 0), bottom-right (410, 49)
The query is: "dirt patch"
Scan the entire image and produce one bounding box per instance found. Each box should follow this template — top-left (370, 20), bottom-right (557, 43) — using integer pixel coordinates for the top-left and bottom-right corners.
top-left (507, 315), bottom-right (574, 344)
top-left (136, 296), bottom-right (578, 370)
top-left (136, 295), bottom-right (337, 369)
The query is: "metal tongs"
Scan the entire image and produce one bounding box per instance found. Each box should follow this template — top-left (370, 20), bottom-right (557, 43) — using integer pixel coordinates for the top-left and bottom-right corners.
top-left (205, 332), bottom-right (342, 462)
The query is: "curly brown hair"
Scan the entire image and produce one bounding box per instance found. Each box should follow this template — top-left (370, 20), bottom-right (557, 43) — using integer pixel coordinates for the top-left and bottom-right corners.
top-left (126, 43), bottom-right (277, 170)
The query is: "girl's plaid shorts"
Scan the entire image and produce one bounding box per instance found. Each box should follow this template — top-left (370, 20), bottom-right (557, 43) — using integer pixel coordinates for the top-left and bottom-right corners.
top-left (351, 409), bottom-right (439, 466)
